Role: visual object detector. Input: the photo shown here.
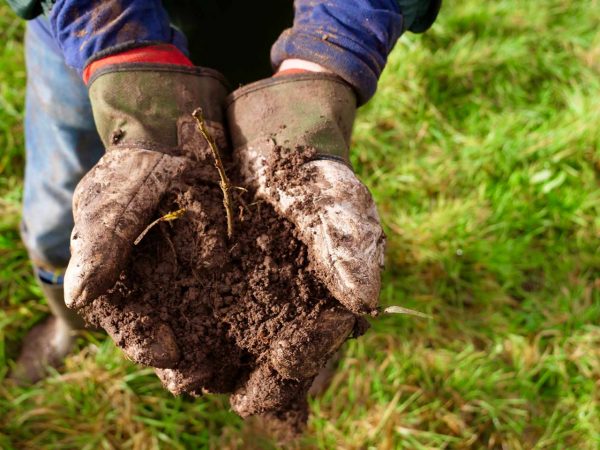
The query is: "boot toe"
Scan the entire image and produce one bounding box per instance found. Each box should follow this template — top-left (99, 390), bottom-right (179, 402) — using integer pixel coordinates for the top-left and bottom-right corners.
top-left (9, 316), bottom-right (76, 385)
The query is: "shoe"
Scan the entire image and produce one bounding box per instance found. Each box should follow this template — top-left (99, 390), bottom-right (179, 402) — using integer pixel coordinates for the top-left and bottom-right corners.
top-left (10, 316), bottom-right (76, 384)
top-left (10, 276), bottom-right (86, 384)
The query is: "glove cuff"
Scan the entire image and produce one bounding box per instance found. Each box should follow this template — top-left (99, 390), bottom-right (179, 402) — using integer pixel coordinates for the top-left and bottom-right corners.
top-left (226, 73), bottom-right (356, 163)
top-left (88, 64), bottom-right (229, 150)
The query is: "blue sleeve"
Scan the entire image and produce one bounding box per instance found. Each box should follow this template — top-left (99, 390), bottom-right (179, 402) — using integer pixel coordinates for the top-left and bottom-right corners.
top-left (48, 0), bottom-right (188, 74)
top-left (271, 0), bottom-right (441, 104)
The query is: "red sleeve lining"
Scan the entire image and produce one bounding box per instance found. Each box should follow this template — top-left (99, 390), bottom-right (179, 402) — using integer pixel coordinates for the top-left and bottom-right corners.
top-left (83, 44), bottom-right (193, 85)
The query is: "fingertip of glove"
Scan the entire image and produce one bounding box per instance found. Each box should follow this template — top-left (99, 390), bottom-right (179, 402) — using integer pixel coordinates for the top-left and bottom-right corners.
top-left (270, 308), bottom-right (355, 379)
top-left (313, 252), bottom-right (383, 317)
top-left (63, 268), bottom-right (85, 310)
top-left (123, 322), bottom-right (181, 368)
top-left (64, 249), bottom-right (125, 309)
top-left (64, 265), bottom-right (106, 310)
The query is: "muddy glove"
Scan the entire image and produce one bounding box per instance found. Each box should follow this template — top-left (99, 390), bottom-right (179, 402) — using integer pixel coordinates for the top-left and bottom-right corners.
top-left (64, 55), bottom-right (229, 367)
top-left (226, 72), bottom-right (385, 315)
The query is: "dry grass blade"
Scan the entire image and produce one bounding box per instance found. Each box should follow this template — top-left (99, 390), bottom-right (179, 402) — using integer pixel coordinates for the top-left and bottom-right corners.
top-left (383, 306), bottom-right (432, 319)
top-left (134, 208), bottom-right (186, 245)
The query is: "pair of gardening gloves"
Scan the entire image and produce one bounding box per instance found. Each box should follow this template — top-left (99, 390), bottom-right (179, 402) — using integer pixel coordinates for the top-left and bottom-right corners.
top-left (64, 48), bottom-right (385, 408)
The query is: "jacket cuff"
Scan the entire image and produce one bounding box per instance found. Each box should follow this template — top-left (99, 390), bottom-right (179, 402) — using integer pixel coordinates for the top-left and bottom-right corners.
top-left (49, 0), bottom-right (188, 73)
top-left (271, 30), bottom-right (380, 106)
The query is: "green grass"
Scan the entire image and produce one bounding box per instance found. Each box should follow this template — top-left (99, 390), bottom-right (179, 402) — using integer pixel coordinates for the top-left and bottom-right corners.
top-left (1, 1), bottom-right (599, 448)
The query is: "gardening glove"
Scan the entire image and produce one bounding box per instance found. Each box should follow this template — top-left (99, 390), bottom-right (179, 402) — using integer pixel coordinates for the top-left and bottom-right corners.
top-left (226, 72), bottom-right (385, 315)
top-left (64, 48), bottom-right (229, 368)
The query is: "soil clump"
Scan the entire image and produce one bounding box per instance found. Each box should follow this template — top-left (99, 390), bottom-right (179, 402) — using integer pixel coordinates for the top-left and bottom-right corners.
top-left (80, 120), bottom-right (368, 433)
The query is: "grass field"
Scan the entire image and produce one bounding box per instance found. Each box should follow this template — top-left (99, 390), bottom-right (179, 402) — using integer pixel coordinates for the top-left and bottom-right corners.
top-left (1, 1), bottom-right (599, 448)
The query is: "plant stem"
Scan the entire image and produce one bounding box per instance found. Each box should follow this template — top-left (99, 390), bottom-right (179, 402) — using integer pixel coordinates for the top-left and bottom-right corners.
top-left (192, 108), bottom-right (234, 239)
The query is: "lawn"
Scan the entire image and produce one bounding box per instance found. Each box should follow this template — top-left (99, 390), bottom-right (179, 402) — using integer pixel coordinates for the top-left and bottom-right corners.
top-left (1, 1), bottom-right (599, 448)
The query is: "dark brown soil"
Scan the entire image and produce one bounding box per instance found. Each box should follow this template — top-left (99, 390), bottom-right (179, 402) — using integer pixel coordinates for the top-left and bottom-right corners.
top-left (79, 124), bottom-right (368, 433)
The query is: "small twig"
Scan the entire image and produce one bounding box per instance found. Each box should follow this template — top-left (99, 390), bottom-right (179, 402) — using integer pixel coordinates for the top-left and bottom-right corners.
top-left (192, 108), bottom-right (234, 239)
top-left (134, 209), bottom-right (186, 245)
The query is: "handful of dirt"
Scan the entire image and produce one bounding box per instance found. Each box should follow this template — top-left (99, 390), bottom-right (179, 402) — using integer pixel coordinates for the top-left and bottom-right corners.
top-left (79, 118), bottom-right (369, 433)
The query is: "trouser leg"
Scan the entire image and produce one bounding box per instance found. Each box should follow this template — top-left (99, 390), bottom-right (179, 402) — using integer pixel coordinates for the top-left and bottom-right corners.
top-left (10, 18), bottom-right (103, 383)
top-left (20, 18), bottom-right (104, 305)
top-left (36, 278), bottom-right (85, 329)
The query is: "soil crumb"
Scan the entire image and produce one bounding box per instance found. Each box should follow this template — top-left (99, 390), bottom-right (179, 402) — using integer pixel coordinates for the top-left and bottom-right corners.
top-left (80, 121), bottom-right (368, 434)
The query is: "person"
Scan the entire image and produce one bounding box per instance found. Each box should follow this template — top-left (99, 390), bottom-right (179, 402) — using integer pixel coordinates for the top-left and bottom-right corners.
top-left (6, 0), bottom-right (441, 385)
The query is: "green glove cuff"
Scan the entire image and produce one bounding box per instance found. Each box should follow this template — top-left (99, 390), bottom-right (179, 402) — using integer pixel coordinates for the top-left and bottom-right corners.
top-left (88, 64), bottom-right (229, 150)
top-left (226, 73), bottom-right (357, 163)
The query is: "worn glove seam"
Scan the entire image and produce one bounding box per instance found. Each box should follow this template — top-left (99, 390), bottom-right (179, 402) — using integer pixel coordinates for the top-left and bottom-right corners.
top-left (88, 64), bottom-right (231, 92)
top-left (108, 152), bottom-right (169, 242)
top-left (313, 154), bottom-right (353, 170)
top-left (106, 142), bottom-right (181, 155)
top-left (225, 73), bottom-right (352, 109)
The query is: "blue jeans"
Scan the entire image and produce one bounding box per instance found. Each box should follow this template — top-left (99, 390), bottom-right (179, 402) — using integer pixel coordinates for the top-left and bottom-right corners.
top-left (21, 18), bottom-right (103, 282)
